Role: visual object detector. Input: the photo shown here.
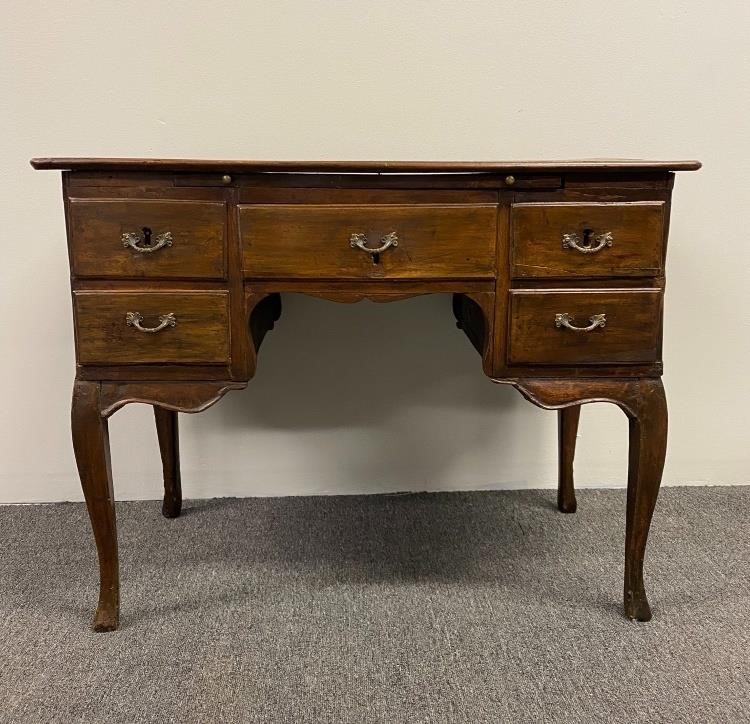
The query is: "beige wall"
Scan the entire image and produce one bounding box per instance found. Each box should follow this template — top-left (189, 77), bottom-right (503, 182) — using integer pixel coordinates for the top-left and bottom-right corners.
top-left (2, 1), bottom-right (748, 502)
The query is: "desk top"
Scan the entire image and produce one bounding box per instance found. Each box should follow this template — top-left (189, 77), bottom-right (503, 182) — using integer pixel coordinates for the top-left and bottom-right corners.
top-left (30, 158), bottom-right (702, 173)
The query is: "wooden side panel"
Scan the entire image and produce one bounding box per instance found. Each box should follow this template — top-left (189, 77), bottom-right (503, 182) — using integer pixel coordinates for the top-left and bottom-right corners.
top-left (74, 291), bottom-right (230, 364)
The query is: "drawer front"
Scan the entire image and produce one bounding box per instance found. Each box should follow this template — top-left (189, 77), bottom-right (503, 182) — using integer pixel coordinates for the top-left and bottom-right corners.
top-left (508, 289), bottom-right (662, 365)
top-left (240, 204), bottom-right (497, 279)
top-left (74, 291), bottom-right (230, 365)
top-left (69, 200), bottom-right (227, 279)
top-left (511, 202), bottom-right (665, 278)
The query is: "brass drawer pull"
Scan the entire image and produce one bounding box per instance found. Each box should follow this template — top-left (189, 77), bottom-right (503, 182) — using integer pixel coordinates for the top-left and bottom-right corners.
top-left (350, 231), bottom-right (399, 256)
top-left (555, 312), bottom-right (606, 332)
top-left (122, 228), bottom-right (173, 254)
top-left (562, 231), bottom-right (613, 254)
top-left (125, 311), bottom-right (177, 333)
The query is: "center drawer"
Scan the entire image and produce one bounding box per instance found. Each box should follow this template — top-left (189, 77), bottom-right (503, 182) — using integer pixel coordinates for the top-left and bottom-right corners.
top-left (239, 204), bottom-right (498, 279)
top-left (73, 291), bottom-right (230, 365)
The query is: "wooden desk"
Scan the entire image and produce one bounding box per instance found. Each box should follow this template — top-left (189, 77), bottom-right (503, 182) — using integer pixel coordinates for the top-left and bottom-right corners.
top-left (32, 157), bottom-right (700, 631)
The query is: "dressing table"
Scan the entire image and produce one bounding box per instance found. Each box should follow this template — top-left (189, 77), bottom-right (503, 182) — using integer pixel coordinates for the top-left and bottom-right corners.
top-left (31, 157), bottom-right (700, 631)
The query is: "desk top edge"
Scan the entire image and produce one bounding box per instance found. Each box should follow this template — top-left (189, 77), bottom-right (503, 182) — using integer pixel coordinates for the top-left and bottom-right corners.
top-left (29, 158), bottom-right (702, 173)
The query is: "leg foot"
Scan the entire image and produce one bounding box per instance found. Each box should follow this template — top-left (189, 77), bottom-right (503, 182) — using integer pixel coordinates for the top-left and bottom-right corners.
top-left (162, 494), bottom-right (181, 519)
top-left (154, 407), bottom-right (182, 518)
top-left (72, 382), bottom-right (120, 632)
top-left (624, 575), bottom-right (652, 622)
top-left (557, 405), bottom-right (580, 513)
top-left (93, 595), bottom-right (120, 632)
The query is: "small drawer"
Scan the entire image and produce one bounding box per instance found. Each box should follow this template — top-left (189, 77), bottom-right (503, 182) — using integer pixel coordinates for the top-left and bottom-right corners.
top-left (508, 289), bottom-right (662, 365)
top-left (68, 199), bottom-right (226, 279)
top-left (511, 202), bottom-right (665, 278)
top-left (74, 291), bottom-right (230, 365)
top-left (240, 204), bottom-right (497, 279)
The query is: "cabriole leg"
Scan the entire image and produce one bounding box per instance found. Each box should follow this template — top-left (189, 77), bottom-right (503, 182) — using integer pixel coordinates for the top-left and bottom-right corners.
top-left (71, 381), bottom-right (119, 632)
top-left (623, 379), bottom-right (667, 621)
top-left (557, 405), bottom-right (581, 513)
top-left (512, 377), bottom-right (668, 620)
top-left (154, 407), bottom-right (181, 518)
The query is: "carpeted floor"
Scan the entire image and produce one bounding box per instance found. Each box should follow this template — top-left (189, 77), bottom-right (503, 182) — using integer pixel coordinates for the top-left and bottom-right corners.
top-left (0, 487), bottom-right (748, 723)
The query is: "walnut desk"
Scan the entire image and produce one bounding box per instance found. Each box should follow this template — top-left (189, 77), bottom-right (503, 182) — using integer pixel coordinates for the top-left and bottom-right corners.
top-left (31, 157), bottom-right (700, 631)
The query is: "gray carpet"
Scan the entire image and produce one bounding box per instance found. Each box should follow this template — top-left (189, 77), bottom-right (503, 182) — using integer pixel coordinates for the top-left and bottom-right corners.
top-left (0, 487), bottom-right (748, 723)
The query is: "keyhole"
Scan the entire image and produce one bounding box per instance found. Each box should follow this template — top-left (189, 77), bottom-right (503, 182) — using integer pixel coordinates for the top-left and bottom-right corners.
top-left (372, 252), bottom-right (380, 265)
top-left (142, 226), bottom-right (152, 246)
top-left (582, 228), bottom-right (593, 249)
